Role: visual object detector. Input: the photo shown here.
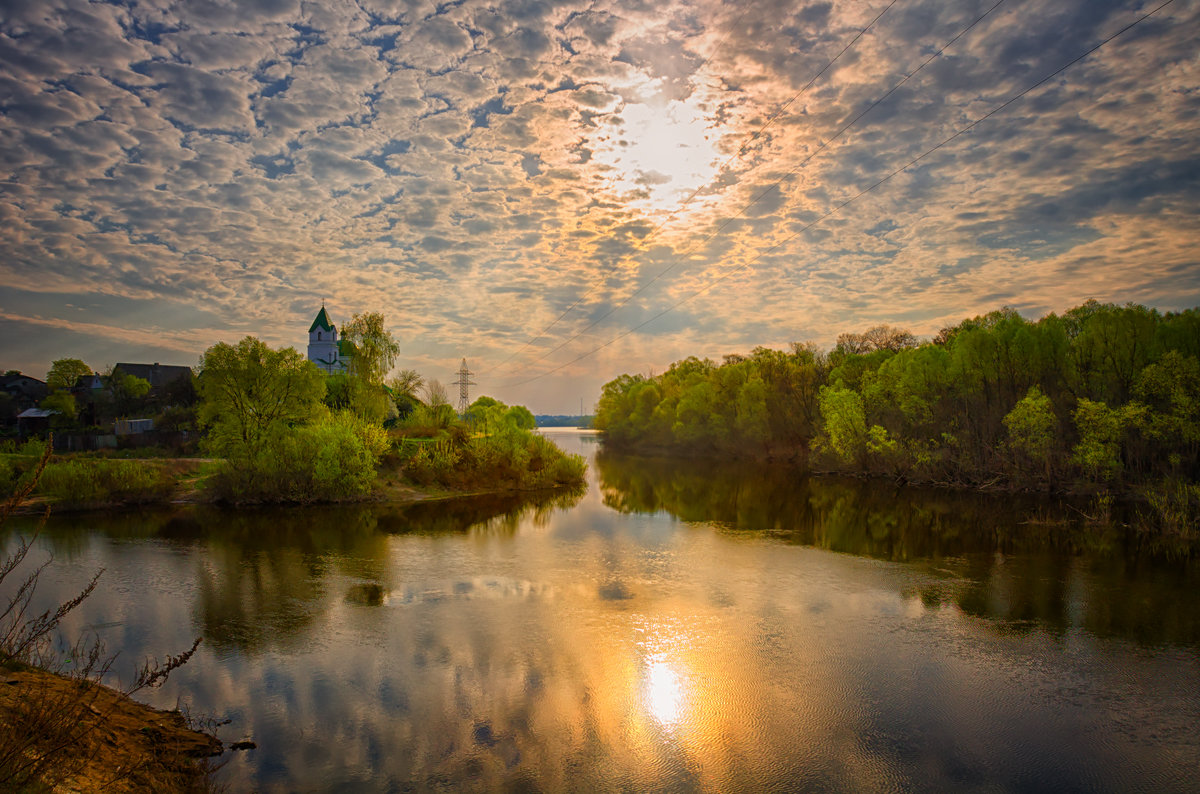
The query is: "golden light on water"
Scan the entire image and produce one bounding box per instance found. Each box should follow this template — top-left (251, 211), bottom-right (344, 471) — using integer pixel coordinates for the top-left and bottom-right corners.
top-left (590, 98), bottom-right (722, 212)
top-left (644, 657), bottom-right (685, 727)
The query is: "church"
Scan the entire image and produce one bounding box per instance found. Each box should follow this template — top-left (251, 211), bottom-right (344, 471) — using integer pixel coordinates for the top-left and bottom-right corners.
top-left (307, 306), bottom-right (353, 374)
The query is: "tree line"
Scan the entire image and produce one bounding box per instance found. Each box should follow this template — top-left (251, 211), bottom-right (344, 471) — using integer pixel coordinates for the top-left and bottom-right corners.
top-left (593, 301), bottom-right (1199, 526)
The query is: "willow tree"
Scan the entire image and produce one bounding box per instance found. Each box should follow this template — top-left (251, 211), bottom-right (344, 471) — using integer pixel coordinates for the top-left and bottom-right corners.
top-left (341, 312), bottom-right (400, 386)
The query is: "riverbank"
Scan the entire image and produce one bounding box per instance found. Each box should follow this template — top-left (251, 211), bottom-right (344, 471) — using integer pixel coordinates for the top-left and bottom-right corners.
top-left (2, 449), bottom-right (584, 514)
top-left (0, 663), bottom-right (221, 792)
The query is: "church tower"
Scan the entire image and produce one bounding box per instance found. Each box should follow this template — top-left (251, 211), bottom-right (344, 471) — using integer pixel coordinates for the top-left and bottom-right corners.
top-left (307, 305), bottom-right (350, 374)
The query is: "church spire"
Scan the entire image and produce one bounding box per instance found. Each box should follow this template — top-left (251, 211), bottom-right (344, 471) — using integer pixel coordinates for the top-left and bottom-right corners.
top-left (309, 305), bottom-right (335, 334)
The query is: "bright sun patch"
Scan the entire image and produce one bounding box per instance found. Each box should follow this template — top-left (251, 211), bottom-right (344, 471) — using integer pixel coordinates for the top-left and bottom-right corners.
top-left (591, 98), bottom-right (722, 212)
top-left (644, 658), bottom-right (685, 727)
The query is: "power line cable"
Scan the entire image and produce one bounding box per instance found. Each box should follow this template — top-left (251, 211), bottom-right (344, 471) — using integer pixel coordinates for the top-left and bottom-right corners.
top-left (497, 0), bottom-right (1179, 389)
top-left (483, 0), bottom-right (901, 374)
top-left (503, 0), bottom-right (1007, 377)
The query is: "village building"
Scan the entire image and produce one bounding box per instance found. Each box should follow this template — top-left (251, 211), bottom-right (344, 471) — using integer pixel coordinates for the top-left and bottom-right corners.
top-left (1, 372), bottom-right (48, 408)
top-left (307, 306), bottom-right (353, 374)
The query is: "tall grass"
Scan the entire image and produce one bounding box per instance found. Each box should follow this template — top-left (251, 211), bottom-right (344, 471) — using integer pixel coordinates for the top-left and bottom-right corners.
top-left (35, 458), bottom-right (176, 507)
top-left (1142, 479), bottom-right (1200, 536)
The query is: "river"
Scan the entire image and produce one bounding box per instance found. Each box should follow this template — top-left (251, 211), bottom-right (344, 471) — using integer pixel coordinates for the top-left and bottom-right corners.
top-left (4, 429), bottom-right (1198, 792)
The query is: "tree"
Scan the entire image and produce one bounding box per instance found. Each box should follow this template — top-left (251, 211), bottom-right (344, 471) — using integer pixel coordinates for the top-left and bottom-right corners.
top-left (108, 370), bottom-right (151, 416)
top-left (341, 312), bottom-right (400, 386)
top-left (734, 375), bottom-right (770, 452)
top-left (817, 385), bottom-right (868, 465)
top-left (835, 325), bottom-right (916, 355)
top-left (39, 391), bottom-right (77, 428)
top-left (197, 337), bottom-right (326, 454)
top-left (425, 379), bottom-right (449, 406)
top-left (45, 358), bottom-right (91, 392)
top-left (1071, 398), bottom-right (1144, 482)
top-left (388, 369), bottom-right (424, 400)
top-left (1003, 386), bottom-right (1057, 479)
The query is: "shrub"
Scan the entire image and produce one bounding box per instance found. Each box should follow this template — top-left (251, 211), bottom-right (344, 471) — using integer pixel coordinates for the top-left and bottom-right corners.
top-left (400, 426), bottom-right (586, 491)
top-left (206, 411), bottom-right (384, 503)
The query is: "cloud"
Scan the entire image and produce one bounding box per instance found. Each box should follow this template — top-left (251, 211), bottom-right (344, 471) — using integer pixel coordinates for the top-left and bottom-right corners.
top-left (0, 0), bottom-right (1195, 412)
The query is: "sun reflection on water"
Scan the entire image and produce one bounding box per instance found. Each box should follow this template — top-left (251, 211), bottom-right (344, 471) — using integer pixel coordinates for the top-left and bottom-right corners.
top-left (644, 657), bottom-right (685, 727)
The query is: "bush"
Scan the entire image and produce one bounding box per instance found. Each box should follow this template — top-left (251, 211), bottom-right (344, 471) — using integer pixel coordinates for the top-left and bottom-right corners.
top-left (400, 426), bottom-right (586, 491)
top-left (35, 459), bottom-right (175, 507)
top-left (206, 411), bottom-right (385, 503)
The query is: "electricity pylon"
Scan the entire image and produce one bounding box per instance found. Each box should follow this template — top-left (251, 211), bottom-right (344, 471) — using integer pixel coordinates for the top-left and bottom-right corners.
top-left (451, 358), bottom-right (476, 414)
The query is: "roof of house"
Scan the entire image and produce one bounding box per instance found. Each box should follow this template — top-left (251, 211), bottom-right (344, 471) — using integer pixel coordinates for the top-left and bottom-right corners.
top-left (309, 306), bottom-right (335, 333)
top-left (1, 373), bottom-right (46, 388)
top-left (112, 363), bottom-right (192, 391)
top-left (1, 373), bottom-right (47, 398)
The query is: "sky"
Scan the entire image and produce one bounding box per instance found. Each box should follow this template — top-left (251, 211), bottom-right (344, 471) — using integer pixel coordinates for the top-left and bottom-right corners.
top-left (0, 0), bottom-right (1197, 413)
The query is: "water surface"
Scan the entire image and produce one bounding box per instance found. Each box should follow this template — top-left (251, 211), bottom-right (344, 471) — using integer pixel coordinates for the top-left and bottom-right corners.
top-left (4, 430), bottom-right (1198, 791)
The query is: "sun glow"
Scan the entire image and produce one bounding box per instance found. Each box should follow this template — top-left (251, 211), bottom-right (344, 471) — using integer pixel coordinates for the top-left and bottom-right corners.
top-left (643, 657), bottom-right (685, 727)
top-left (590, 98), bottom-right (722, 211)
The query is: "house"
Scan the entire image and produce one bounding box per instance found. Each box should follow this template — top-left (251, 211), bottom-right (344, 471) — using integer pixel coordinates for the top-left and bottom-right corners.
top-left (16, 407), bottom-right (55, 438)
top-left (307, 306), bottom-right (354, 374)
top-left (1, 372), bottom-right (48, 408)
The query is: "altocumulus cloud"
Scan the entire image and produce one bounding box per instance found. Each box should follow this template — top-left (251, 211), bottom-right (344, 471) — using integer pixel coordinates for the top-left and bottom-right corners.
top-left (0, 0), bottom-right (1197, 411)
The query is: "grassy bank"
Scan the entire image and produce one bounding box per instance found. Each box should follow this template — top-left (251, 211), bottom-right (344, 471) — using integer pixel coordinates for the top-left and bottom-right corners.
top-left (5, 412), bottom-right (587, 511)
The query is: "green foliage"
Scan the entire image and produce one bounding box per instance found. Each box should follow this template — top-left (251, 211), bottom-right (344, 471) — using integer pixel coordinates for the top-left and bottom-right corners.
top-left (388, 369), bottom-right (424, 400)
top-left (206, 411), bottom-right (385, 503)
top-left (198, 336), bottom-right (326, 454)
top-left (325, 371), bottom-right (394, 423)
top-left (1070, 399), bottom-right (1144, 482)
top-left (398, 395), bottom-right (586, 491)
top-left (1133, 351), bottom-right (1200, 446)
top-left (734, 376), bottom-right (770, 449)
top-left (817, 386), bottom-right (867, 466)
top-left (45, 358), bottom-right (91, 392)
top-left (1142, 479), bottom-right (1200, 536)
top-left (595, 346), bottom-right (826, 457)
top-left (1003, 386), bottom-right (1057, 478)
top-left (340, 311), bottom-right (400, 386)
top-left (39, 391), bottom-right (77, 426)
top-left (595, 300), bottom-right (1200, 495)
top-left (466, 396), bottom-right (535, 433)
top-left (35, 459), bottom-right (175, 506)
top-left (402, 428), bottom-right (586, 491)
top-left (108, 370), bottom-right (151, 414)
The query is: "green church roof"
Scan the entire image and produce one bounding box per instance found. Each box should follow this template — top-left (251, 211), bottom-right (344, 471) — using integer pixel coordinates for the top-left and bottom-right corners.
top-left (309, 306), bottom-right (335, 333)
top-left (337, 339), bottom-right (357, 356)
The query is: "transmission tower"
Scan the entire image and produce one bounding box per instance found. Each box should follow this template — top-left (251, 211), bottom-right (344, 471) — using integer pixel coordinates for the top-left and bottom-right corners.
top-left (451, 358), bottom-right (476, 414)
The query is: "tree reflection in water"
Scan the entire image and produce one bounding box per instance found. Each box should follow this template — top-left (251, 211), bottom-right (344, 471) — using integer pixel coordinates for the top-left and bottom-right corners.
top-left (596, 449), bottom-right (1200, 647)
top-left (2, 487), bottom-right (585, 654)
